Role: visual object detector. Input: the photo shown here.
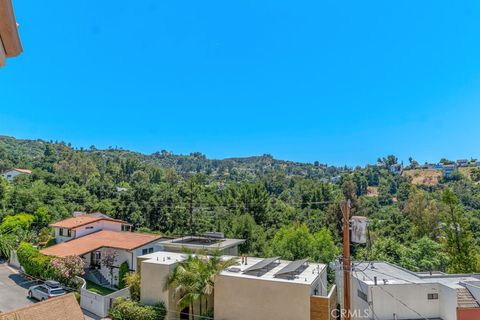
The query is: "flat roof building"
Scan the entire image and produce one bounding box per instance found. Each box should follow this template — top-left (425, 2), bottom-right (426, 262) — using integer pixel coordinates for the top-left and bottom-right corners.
top-left (338, 261), bottom-right (480, 320)
top-left (139, 251), bottom-right (334, 320)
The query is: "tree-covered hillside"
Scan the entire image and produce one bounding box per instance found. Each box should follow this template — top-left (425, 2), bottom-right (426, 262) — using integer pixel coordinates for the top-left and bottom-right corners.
top-left (1, 135), bottom-right (480, 274)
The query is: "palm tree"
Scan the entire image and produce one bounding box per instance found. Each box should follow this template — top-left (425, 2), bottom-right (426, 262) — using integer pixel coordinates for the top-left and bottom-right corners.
top-left (166, 252), bottom-right (237, 319)
top-left (166, 255), bottom-right (202, 320)
top-left (199, 251), bottom-right (237, 313)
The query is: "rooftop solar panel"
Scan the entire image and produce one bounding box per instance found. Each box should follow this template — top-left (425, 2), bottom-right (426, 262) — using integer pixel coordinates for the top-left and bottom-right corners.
top-left (243, 256), bottom-right (280, 273)
top-left (274, 259), bottom-right (308, 276)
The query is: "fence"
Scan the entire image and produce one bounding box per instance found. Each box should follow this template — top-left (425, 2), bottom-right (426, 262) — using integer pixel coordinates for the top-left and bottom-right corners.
top-left (79, 277), bottom-right (130, 318)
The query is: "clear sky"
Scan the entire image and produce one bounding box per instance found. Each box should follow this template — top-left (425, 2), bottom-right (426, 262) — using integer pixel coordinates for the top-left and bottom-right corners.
top-left (2, 0), bottom-right (480, 166)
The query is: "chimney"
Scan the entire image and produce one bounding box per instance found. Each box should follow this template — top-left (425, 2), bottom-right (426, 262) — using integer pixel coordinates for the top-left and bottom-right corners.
top-left (374, 276), bottom-right (377, 285)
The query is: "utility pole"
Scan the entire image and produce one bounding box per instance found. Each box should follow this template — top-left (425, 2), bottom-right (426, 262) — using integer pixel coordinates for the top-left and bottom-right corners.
top-left (340, 199), bottom-right (351, 320)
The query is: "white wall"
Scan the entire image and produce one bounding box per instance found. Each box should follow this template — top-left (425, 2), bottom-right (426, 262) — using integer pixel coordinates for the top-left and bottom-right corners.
top-left (368, 283), bottom-right (442, 320)
top-left (75, 220), bottom-right (123, 238)
top-left (80, 286), bottom-right (130, 317)
top-left (1, 170), bottom-right (23, 181)
top-left (439, 284), bottom-right (457, 320)
top-left (54, 227), bottom-right (73, 243)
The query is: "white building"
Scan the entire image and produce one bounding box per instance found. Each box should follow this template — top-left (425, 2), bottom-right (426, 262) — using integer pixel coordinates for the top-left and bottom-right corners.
top-left (1, 168), bottom-right (32, 181)
top-left (49, 215), bottom-right (132, 243)
top-left (139, 252), bottom-right (334, 320)
top-left (338, 261), bottom-right (480, 320)
top-left (41, 215), bottom-right (162, 287)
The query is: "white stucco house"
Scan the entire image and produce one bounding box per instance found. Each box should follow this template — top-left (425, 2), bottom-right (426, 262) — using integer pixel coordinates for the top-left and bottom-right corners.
top-left (139, 252), bottom-right (335, 320)
top-left (337, 261), bottom-right (480, 320)
top-left (1, 168), bottom-right (32, 181)
top-left (41, 214), bottom-right (164, 287)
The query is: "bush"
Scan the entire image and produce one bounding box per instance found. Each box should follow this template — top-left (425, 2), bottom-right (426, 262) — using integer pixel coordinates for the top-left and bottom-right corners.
top-left (110, 298), bottom-right (166, 320)
top-left (124, 272), bottom-right (141, 301)
top-left (118, 261), bottom-right (129, 289)
top-left (17, 242), bottom-right (54, 280)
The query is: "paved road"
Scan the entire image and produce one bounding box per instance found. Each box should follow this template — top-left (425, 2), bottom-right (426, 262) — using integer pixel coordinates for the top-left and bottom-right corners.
top-left (0, 262), bottom-right (35, 312)
top-left (0, 262), bottom-right (104, 319)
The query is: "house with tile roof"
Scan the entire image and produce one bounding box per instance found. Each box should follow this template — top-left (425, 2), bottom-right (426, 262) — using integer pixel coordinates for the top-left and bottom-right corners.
top-left (41, 213), bottom-right (164, 287)
top-left (0, 293), bottom-right (84, 320)
top-left (49, 214), bottom-right (132, 243)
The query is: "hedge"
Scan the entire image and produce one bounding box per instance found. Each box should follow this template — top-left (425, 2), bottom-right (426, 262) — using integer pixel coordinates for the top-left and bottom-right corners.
top-left (110, 298), bottom-right (166, 320)
top-left (17, 242), bottom-right (55, 280)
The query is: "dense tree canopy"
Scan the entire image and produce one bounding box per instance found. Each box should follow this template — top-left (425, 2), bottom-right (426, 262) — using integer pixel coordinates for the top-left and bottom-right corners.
top-left (1, 136), bottom-right (480, 275)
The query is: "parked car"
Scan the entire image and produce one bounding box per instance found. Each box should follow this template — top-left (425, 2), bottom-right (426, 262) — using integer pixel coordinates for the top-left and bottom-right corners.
top-left (28, 280), bottom-right (66, 301)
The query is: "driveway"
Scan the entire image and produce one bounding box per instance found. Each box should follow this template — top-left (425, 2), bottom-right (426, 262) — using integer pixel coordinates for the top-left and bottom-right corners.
top-left (0, 262), bottom-right (35, 312)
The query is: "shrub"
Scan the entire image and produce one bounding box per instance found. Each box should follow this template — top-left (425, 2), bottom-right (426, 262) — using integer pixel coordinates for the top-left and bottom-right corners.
top-left (118, 261), bottom-right (129, 289)
top-left (17, 242), bottom-right (54, 279)
top-left (124, 272), bottom-right (141, 301)
top-left (110, 298), bottom-right (166, 320)
top-left (51, 255), bottom-right (85, 288)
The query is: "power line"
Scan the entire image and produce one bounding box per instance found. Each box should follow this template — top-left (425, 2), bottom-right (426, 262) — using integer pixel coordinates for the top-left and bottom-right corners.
top-left (357, 269), bottom-right (430, 320)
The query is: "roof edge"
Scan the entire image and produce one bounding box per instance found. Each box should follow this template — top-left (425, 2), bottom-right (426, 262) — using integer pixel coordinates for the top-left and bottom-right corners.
top-left (0, 0), bottom-right (22, 57)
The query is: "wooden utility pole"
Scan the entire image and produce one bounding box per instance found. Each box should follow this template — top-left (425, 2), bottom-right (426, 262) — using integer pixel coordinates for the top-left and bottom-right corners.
top-left (340, 199), bottom-right (351, 320)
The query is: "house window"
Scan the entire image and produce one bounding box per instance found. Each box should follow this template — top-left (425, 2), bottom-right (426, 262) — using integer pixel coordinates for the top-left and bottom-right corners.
top-left (428, 293), bottom-right (438, 300)
top-left (67, 229), bottom-right (72, 237)
top-left (122, 225), bottom-right (131, 232)
top-left (142, 248), bottom-right (154, 255)
top-left (59, 228), bottom-right (64, 236)
top-left (85, 226), bottom-right (94, 229)
top-left (357, 289), bottom-right (368, 302)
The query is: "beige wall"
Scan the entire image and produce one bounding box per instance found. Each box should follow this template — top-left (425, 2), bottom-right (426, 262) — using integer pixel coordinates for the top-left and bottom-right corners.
top-left (214, 275), bottom-right (312, 320)
top-left (140, 262), bottom-right (178, 320)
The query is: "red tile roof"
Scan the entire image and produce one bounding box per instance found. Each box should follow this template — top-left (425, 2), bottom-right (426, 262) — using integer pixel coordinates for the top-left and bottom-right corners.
top-left (40, 230), bottom-right (162, 257)
top-left (50, 216), bottom-right (128, 229)
top-left (13, 168), bottom-right (32, 174)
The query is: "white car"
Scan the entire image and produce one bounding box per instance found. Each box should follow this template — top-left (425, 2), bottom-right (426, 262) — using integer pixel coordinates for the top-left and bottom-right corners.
top-left (28, 280), bottom-right (66, 301)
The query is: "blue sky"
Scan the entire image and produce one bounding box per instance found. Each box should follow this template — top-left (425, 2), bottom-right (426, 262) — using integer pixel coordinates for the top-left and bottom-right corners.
top-left (1, 0), bottom-right (480, 166)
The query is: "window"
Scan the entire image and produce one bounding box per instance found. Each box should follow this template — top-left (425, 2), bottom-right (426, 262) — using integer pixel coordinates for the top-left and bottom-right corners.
top-left (59, 228), bottom-right (64, 236)
top-left (67, 229), bottom-right (72, 237)
top-left (85, 226), bottom-right (94, 229)
top-left (428, 293), bottom-right (438, 300)
top-left (357, 289), bottom-right (368, 302)
top-left (142, 248), bottom-right (154, 255)
top-left (122, 225), bottom-right (131, 232)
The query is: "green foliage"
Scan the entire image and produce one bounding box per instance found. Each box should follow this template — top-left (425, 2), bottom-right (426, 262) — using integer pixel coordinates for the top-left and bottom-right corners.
top-left (118, 261), bottom-right (130, 289)
top-left (0, 234), bottom-right (15, 258)
top-left (272, 224), bottom-right (338, 262)
top-left (3, 136), bottom-right (480, 274)
top-left (166, 253), bottom-right (236, 317)
top-left (124, 272), bottom-right (141, 301)
top-left (16, 242), bottom-right (54, 279)
top-left (110, 298), bottom-right (166, 320)
top-left (0, 213), bottom-right (34, 234)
